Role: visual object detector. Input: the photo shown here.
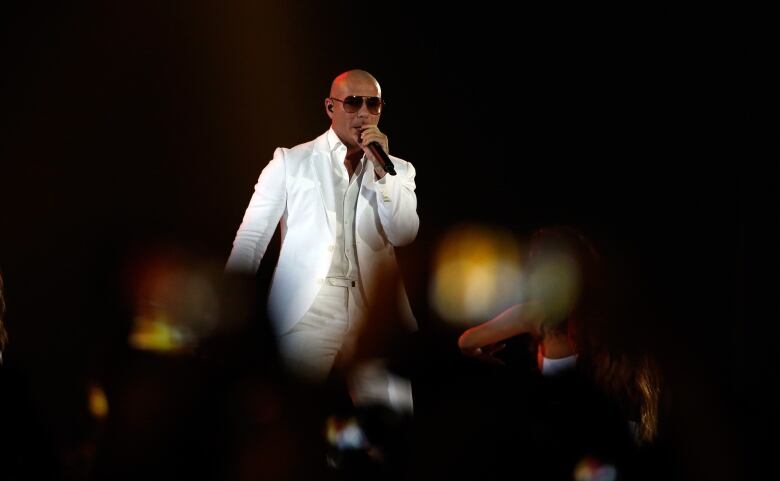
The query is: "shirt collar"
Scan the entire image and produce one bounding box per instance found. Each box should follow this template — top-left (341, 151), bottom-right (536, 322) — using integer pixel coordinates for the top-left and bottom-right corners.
top-left (327, 127), bottom-right (345, 153)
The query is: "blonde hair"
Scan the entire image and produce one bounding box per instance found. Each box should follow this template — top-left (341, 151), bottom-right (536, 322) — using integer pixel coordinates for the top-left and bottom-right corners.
top-left (532, 227), bottom-right (661, 444)
top-left (585, 350), bottom-right (661, 444)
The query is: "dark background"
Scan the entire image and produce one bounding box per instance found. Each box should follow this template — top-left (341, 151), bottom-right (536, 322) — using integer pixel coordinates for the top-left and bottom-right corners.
top-left (1, 1), bottom-right (774, 480)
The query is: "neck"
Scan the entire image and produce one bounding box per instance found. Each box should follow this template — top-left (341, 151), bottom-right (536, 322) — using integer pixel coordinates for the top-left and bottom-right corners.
top-left (344, 151), bottom-right (362, 178)
top-left (345, 149), bottom-right (362, 164)
top-left (345, 145), bottom-right (363, 161)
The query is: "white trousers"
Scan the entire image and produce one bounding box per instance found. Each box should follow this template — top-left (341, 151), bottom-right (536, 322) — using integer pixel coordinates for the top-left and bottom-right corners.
top-left (277, 281), bottom-right (413, 413)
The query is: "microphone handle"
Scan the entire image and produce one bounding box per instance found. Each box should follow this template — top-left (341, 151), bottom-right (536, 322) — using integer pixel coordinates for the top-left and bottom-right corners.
top-left (368, 142), bottom-right (397, 176)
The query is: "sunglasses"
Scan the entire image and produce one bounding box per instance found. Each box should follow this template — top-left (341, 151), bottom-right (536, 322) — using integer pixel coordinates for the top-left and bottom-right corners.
top-left (329, 95), bottom-right (385, 115)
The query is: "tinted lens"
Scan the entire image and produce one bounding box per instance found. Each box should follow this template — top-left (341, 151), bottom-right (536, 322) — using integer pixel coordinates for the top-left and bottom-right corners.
top-left (343, 96), bottom-right (363, 113)
top-left (365, 96), bottom-right (383, 114)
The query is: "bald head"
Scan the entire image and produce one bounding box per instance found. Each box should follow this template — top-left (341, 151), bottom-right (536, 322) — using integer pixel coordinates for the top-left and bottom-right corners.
top-left (330, 69), bottom-right (381, 98)
top-left (325, 69), bottom-right (384, 151)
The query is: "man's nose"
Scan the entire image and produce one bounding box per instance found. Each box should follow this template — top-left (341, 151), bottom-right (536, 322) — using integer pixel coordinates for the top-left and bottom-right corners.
top-left (357, 101), bottom-right (371, 117)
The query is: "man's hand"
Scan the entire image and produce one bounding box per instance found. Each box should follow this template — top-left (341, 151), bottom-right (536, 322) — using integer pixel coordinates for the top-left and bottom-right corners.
top-left (359, 124), bottom-right (389, 177)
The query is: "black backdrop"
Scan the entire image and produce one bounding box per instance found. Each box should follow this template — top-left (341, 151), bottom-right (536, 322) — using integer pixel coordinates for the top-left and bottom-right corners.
top-left (1, 2), bottom-right (774, 480)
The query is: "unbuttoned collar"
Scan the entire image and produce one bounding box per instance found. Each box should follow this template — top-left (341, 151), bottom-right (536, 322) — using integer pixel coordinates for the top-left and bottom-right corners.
top-left (327, 128), bottom-right (366, 172)
top-left (327, 128), bottom-right (346, 153)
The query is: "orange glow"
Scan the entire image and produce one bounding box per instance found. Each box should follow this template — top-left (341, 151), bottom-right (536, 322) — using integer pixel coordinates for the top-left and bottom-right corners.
top-left (88, 383), bottom-right (109, 420)
top-left (430, 225), bottom-right (523, 325)
top-left (129, 314), bottom-right (190, 352)
top-left (574, 456), bottom-right (617, 481)
top-left (126, 252), bottom-right (220, 352)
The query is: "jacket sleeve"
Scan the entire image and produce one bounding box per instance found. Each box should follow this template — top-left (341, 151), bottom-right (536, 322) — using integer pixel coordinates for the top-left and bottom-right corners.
top-left (225, 148), bottom-right (287, 273)
top-left (370, 159), bottom-right (419, 246)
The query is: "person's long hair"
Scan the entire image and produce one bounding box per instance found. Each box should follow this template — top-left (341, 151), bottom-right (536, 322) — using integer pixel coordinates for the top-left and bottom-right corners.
top-left (530, 226), bottom-right (661, 444)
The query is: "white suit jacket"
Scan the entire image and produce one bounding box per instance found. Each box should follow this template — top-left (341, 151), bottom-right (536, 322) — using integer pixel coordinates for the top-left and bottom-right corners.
top-left (226, 130), bottom-right (419, 335)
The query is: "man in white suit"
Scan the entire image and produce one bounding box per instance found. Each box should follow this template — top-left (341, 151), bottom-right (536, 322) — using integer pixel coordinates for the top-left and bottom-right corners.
top-left (226, 70), bottom-right (417, 411)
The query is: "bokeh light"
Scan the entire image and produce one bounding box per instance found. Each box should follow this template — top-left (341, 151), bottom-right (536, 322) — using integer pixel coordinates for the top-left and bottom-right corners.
top-left (526, 249), bottom-right (581, 330)
top-left (574, 456), bottom-right (618, 481)
top-left (87, 382), bottom-right (109, 420)
top-left (127, 253), bottom-right (220, 353)
top-left (430, 225), bottom-right (523, 325)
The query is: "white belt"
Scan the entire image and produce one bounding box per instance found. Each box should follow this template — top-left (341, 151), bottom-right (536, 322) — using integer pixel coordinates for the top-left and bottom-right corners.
top-left (326, 277), bottom-right (357, 288)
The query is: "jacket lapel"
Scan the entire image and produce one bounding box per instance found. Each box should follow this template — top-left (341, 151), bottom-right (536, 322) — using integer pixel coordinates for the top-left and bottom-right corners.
top-left (310, 133), bottom-right (336, 236)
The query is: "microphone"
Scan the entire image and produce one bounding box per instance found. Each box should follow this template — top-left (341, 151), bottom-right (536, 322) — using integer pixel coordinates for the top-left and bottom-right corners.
top-left (367, 142), bottom-right (396, 176)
